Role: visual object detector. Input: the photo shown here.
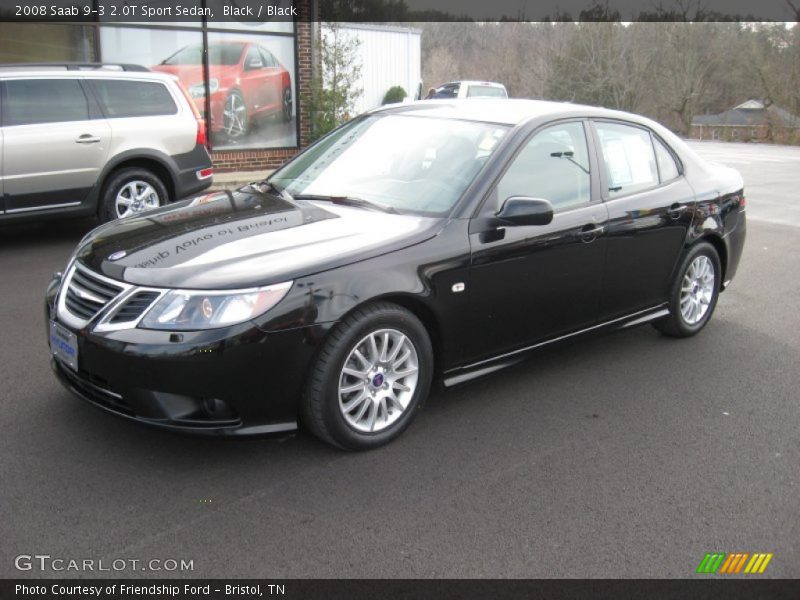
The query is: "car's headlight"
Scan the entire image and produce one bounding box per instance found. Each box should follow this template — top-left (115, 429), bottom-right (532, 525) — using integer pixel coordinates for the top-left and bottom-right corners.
top-left (188, 78), bottom-right (218, 98)
top-left (140, 281), bottom-right (292, 330)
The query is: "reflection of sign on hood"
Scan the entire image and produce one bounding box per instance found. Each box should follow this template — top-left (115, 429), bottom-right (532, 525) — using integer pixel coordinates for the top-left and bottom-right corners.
top-left (119, 211), bottom-right (304, 269)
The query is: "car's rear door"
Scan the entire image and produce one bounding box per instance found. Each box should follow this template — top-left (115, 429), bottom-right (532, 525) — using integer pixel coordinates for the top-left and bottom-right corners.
top-left (466, 119), bottom-right (609, 363)
top-left (590, 119), bottom-right (696, 318)
top-left (1, 77), bottom-right (110, 214)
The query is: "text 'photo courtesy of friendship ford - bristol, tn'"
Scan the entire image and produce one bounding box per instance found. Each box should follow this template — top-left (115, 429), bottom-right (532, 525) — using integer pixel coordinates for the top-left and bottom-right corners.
top-left (47, 99), bottom-right (746, 450)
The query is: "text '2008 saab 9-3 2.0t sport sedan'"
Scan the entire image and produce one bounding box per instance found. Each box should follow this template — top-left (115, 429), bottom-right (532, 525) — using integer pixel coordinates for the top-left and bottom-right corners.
top-left (46, 99), bottom-right (746, 450)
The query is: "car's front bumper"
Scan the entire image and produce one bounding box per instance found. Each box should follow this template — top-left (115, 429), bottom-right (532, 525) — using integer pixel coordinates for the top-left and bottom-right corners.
top-left (46, 278), bottom-right (317, 437)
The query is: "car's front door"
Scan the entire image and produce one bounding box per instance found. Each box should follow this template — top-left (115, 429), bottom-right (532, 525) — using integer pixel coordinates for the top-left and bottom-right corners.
top-left (1, 78), bottom-right (110, 214)
top-left (590, 120), bottom-right (696, 318)
top-left (466, 120), bottom-right (609, 364)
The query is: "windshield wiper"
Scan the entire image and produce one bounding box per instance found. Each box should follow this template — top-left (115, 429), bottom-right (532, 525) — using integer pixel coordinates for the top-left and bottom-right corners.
top-left (293, 194), bottom-right (398, 214)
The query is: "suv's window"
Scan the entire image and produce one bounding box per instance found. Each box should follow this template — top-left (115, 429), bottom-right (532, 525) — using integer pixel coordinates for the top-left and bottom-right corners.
top-left (492, 121), bottom-right (591, 213)
top-left (595, 122), bottom-right (659, 196)
top-left (90, 80), bottom-right (177, 118)
top-left (4, 79), bottom-right (89, 126)
top-left (433, 84), bottom-right (458, 99)
top-left (653, 136), bottom-right (680, 182)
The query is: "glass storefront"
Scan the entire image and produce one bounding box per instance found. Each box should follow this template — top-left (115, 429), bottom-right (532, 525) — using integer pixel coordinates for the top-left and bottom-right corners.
top-left (0, 20), bottom-right (300, 152)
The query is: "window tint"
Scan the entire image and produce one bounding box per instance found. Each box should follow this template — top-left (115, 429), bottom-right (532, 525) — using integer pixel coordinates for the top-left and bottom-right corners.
top-left (4, 79), bottom-right (89, 126)
top-left (90, 80), bottom-right (177, 118)
top-left (493, 121), bottom-right (591, 213)
top-left (595, 122), bottom-right (658, 196)
top-left (653, 137), bottom-right (680, 181)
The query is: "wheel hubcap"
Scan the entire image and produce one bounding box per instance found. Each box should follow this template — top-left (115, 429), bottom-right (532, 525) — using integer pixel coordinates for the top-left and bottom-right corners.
top-left (680, 255), bottom-right (715, 325)
top-left (223, 94), bottom-right (246, 137)
top-left (338, 328), bottom-right (419, 433)
top-left (115, 181), bottom-right (160, 219)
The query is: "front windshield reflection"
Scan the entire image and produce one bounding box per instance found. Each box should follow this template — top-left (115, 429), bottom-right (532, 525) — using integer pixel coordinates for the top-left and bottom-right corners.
top-left (270, 114), bottom-right (509, 216)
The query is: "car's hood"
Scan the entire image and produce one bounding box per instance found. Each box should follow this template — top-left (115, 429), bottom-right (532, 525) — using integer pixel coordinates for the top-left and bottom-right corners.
top-left (76, 187), bottom-right (443, 289)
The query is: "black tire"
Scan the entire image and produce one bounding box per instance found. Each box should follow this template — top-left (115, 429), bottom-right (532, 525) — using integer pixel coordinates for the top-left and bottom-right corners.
top-left (223, 90), bottom-right (248, 138)
top-left (281, 87), bottom-right (293, 122)
top-left (99, 167), bottom-right (168, 223)
top-left (301, 302), bottom-right (434, 450)
top-left (653, 242), bottom-right (722, 338)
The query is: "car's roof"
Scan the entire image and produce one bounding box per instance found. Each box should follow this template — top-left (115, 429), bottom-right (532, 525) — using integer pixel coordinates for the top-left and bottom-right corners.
top-left (372, 98), bottom-right (640, 127)
top-left (446, 80), bottom-right (507, 88)
top-left (0, 67), bottom-right (178, 83)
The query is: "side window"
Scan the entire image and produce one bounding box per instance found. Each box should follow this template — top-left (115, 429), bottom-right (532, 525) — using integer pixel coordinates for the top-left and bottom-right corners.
top-left (90, 80), bottom-right (177, 118)
top-left (653, 137), bottom-right (680, 182)
top-left (492, 121), bottom-right (591, 213)
top-left (259, 47), bottom-right (277, 67)
top-left (4, 79), bottom-right (89, 126)
top-left (244, 46), bottom-right (263, 70)
top-left (595, 122), bottom-right (658, 197)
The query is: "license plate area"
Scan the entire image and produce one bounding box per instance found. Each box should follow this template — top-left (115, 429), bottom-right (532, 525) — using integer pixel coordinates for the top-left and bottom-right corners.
top-left (50, 321), bottom-right (78, 371)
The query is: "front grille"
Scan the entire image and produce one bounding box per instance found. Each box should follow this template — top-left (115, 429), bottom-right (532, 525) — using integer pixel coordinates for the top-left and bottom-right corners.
top-left (109, 291), bottom-right (160, 324)
top-left (63, 265), bottom-right (124, 321)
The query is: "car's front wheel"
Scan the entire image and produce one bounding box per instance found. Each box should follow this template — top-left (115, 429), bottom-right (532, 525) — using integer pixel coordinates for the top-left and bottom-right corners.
top-left (654, 241), bottom-right (721, 337)
top-left (223, 90), bottom-right (248, 138)
top-left (302, 302), bottom-right (433, 450)
top-left (100, 167), bottom-right (168, 222)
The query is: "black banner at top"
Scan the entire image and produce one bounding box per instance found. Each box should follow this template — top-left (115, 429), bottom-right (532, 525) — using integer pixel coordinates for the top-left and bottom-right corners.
top-left (1, 0), bottom-right (799, 23)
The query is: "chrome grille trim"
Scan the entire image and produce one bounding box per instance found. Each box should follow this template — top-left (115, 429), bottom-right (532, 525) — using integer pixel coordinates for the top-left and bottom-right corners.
top-left (56, 263), bottom-right (132, 330)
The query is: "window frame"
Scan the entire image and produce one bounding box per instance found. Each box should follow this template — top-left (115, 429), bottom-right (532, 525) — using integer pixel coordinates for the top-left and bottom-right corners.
top-left (475, 117), bottom-right (602, 218)
top-left (589, 118), bottom-right (685, 202)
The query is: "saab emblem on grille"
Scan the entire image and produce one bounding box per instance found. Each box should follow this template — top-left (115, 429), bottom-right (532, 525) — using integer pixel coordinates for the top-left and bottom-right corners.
top-left (109, 250), bottom-right (127, 261)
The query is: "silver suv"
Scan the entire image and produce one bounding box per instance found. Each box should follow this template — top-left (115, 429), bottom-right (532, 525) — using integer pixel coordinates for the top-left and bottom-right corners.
top-left (0, 63), bottom-right (214, 223)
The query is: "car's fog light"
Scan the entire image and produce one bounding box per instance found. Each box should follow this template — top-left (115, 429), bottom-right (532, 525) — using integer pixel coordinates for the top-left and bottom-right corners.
top-left (202, 397), bottom-right (236, 419)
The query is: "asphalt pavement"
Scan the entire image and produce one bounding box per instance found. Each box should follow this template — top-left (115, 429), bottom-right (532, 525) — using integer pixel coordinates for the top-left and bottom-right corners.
top-left (1, 141), bottom-right (799, 578)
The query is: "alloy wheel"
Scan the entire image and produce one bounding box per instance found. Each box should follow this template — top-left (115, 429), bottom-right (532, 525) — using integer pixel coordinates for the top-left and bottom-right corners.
top-left (223, 93), bottom-right (247, 138)
top-left (680, 255), bottom-right (715, 325)
top-left (338, 328), bottom-right (419, 433)
top-left (115, 181), bottom-right (160, 219)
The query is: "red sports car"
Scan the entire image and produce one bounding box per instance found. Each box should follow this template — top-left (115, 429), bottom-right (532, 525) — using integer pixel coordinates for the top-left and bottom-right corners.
top-left (153, 41), bottom-right (293, 139)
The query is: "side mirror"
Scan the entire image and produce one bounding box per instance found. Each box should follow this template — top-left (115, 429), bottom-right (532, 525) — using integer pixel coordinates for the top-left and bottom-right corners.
top-left (246, 58), bottom-right (263, 70)
top-left (496, 196), bottom-right (554, 226)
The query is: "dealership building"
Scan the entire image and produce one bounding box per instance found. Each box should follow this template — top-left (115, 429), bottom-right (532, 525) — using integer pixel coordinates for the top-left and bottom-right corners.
top-left (0, 4), bottom-right (420, 173)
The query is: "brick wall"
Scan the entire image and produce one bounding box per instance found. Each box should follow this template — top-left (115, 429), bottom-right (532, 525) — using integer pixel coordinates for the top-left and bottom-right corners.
top-left (210, 0), bottom-right (313, 173)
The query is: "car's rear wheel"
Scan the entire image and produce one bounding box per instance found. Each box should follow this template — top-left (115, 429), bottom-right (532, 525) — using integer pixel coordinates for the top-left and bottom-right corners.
top-left (223, 90), bottom-right (248, 138)
top-left (654, 242), bottom-right (721, 337)
top-left (100, 167), bottom-right (168, 222)
top-left (282, 87), bottom-right (292, 122)
top-left (301, 302), bottom-right (433, 450)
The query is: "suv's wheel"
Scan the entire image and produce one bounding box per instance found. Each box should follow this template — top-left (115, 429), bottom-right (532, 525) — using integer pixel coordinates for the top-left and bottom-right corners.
top-left (282, 87), bottom-right (292, 122)
top-left (654, 241), bottom-right (721, 337)
top-left (100, 168), bottom-right (168, 222)
top-left (223, 90), bottom-right (248, 138)
top-left (302, 302), bottom-right (433, 450)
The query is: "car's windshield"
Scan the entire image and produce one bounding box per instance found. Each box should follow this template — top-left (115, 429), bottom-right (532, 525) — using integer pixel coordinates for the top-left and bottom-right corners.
top-left (163, 43), bottom-right (244, 66)
top-left (467, 85), bottom-right (507, 98)
top-left (270, 114), bottom-right (509, 216)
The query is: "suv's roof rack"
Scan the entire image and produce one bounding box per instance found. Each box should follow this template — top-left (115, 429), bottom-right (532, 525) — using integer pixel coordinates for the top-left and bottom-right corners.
top-left (0, 62), bottom-right (150, 72)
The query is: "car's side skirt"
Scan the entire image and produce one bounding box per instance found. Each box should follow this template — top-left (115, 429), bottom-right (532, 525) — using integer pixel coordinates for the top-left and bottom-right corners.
top-left (442, 304), bottom-right (670, 387)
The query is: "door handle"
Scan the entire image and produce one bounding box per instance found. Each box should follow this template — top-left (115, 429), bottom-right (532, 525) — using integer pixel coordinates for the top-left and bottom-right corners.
top-left (579, 223), bottom-right (605, 242)
top-left (75, 134), bottom-right (101, 144)
top-left (667, 203), bottom-right (688, 220)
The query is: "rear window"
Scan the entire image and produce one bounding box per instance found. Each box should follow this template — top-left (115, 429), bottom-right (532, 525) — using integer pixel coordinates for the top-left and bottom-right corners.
top-left (4, 78), bottom-right (89, 126)
top-left (466, 85), bottom-right (507, 98)
top-left (90, 79), bottom-right (177, 118)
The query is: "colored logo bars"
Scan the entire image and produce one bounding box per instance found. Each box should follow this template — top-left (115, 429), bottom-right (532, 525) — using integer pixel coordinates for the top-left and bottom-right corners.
top-left (696, 552), bottom-right (773, 574)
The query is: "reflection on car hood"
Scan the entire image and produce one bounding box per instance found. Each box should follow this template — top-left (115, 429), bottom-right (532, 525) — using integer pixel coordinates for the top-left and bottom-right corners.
top-left (76, 187), bottom-right (443, 289)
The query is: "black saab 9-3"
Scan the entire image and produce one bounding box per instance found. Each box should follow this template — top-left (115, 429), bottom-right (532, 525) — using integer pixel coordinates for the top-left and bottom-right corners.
top-left (46, 99), bottom-right (746, 449)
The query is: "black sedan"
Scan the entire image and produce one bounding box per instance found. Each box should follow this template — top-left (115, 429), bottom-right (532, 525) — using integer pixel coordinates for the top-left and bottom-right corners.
top-left (46, 99), bottom-right (746, 449)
